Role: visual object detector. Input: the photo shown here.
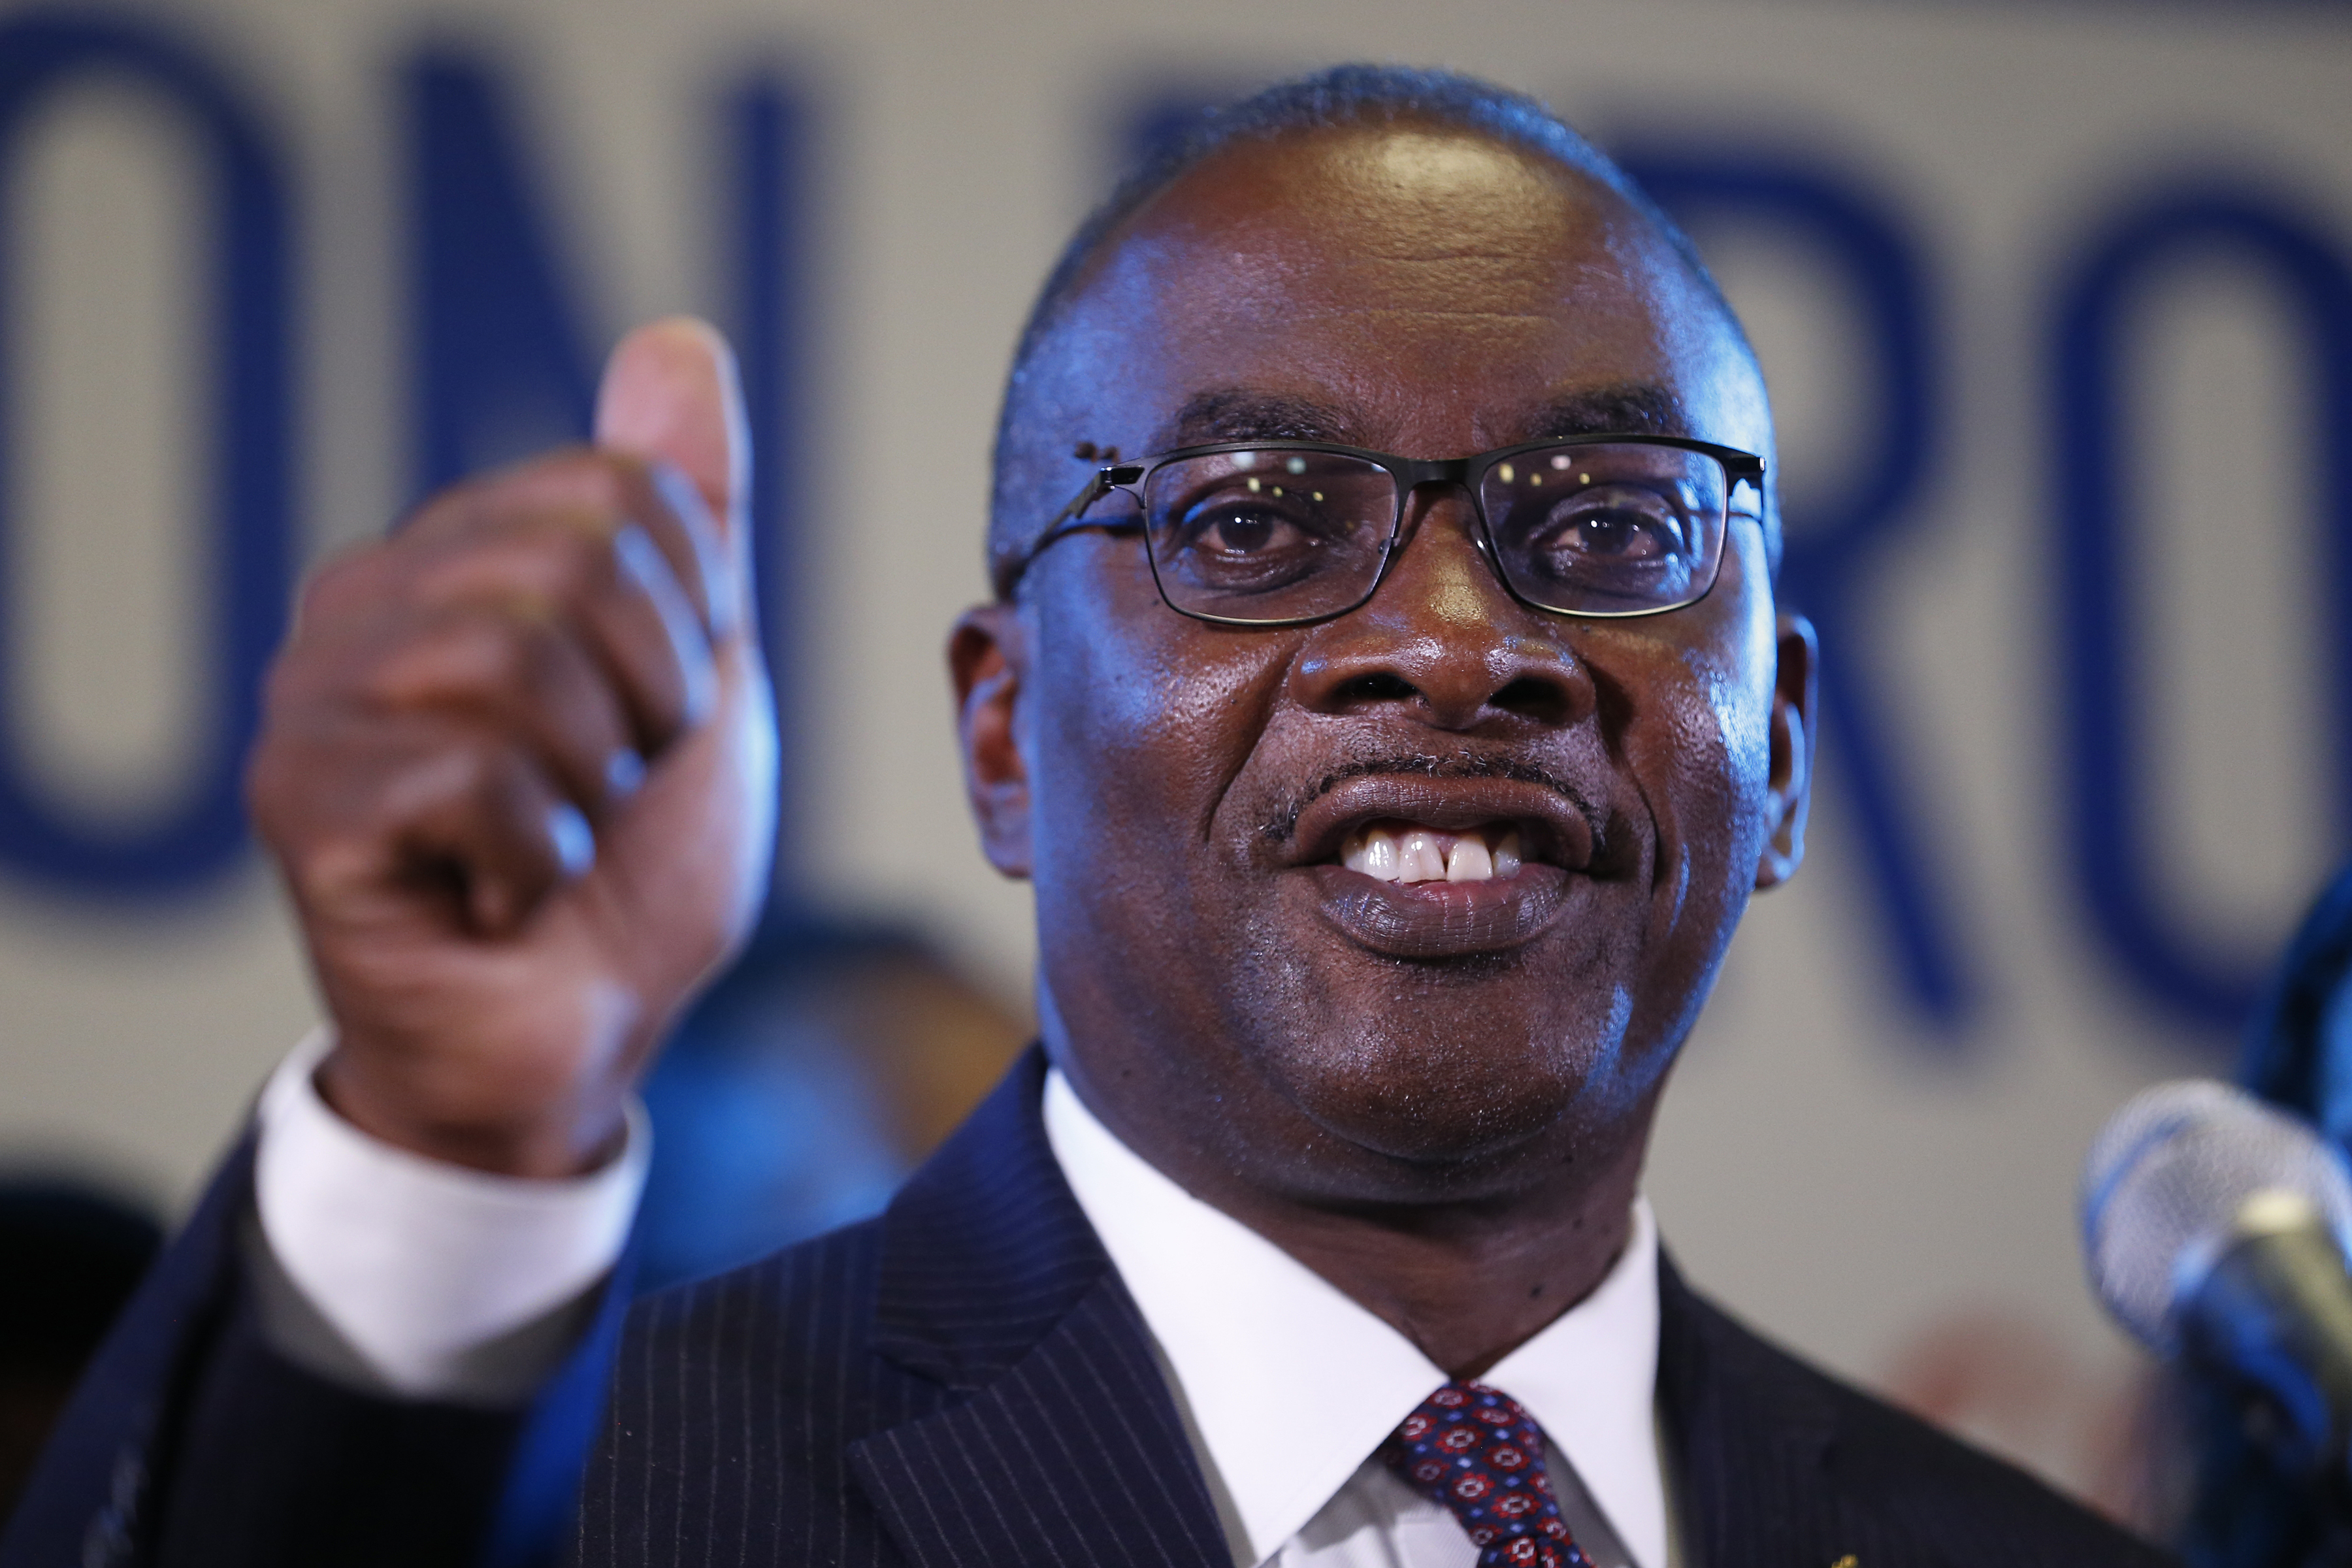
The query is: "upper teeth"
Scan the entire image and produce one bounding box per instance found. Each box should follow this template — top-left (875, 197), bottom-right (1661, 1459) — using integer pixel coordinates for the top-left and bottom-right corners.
top-left (1341, 823), bottom-right (1524, 884)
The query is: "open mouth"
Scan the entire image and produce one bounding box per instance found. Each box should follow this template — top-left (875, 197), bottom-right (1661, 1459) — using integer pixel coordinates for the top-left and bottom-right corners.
top-left (1278, 762), bottom-right (1597, 885)
top-left (1277, 769), bottom-right (1603, 958)
top-left (1339, 819), bottom-right (1526, 884)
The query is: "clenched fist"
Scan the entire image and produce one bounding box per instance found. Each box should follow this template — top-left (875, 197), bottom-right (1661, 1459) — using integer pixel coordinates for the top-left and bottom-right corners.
top-left (248, 319), bottom-right (779, 1177)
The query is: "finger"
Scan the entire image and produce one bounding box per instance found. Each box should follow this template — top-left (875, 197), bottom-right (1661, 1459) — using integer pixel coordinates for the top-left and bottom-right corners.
top-left (409, 451), bottom-right (726, 642)
top-left (359, 608), bottom-right (648, 819)
top-left (595, 318), bottom-right (753, 634)
top-left (398, 724), bottom-right (587, 937)
top-left (259, 712), bottom-right (591, 939)
top-left (396, 512), bottom-right (721, 755)
top-left (595, 317), bottom-right (747, 534)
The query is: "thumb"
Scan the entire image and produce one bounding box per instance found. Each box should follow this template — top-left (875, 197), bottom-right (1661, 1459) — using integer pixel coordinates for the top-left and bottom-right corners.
top-left (594, 316), bottom-right (749, 537)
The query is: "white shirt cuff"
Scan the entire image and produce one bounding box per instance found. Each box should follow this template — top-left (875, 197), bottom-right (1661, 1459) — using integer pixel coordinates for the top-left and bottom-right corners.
top-left (252, 1028), bottom-right (649, 1401)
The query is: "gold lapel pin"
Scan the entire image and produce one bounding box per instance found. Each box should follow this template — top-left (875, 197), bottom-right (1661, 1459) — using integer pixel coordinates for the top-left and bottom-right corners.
top-left (1830, 1556), bottom-right (1859, 1568)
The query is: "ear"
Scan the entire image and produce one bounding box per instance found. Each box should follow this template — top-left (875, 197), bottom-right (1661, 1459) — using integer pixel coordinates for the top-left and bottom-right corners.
top-left (1754, 612), bottom-right (1819, 891)
top-left (949, 602), bottom-right (1033, 879)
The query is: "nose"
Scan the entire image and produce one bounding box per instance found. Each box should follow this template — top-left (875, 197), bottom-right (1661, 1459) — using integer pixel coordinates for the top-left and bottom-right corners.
top-left (1286, 486), bottom-right (1594, 732)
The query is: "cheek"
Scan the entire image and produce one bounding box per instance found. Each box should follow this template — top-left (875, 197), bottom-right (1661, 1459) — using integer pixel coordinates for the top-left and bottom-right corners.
top-left (1022, 566), bottom-right (1284, 890)
top-left (1650, 653), bottom-right (1771, 867)
top-left (1703, 647), bottom-right (1776, 813)
top-left (1608, 623), bottom-right (1776, 986)
top-left (1638, 567), bottom-right (1780, 909)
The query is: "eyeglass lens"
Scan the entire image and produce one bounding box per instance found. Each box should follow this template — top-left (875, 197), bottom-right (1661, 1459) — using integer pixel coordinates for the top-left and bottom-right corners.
top-left (1131, 444), bottom-right (1731, 624)
top-left (1477, 445), bottom-right (1728, 617)
top-left (1139, 449), bottom-right (1394, 625)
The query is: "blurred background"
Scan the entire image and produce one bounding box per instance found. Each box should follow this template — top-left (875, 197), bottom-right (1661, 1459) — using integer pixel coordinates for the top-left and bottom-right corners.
top-left (0, 0), bottom-right (2347, 1529)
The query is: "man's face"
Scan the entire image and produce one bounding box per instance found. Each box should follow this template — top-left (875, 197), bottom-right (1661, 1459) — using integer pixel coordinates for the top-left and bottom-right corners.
top-left (958, 124), bottom-right (1808, 1207)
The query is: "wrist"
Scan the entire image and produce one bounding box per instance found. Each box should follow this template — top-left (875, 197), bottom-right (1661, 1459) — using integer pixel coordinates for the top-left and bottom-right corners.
top-left (315, 1042), bottom-right (635, 1179)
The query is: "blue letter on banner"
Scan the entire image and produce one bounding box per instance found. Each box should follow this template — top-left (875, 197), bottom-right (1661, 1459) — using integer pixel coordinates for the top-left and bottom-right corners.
top-left (2052, 186), bottom-right (2352, 1032)
top-left (0, 13), bottom-right (293, 894)
top-left (405, 47), bottom-right (600, 496)
top-left (406, 48), bottom-right (815, 916)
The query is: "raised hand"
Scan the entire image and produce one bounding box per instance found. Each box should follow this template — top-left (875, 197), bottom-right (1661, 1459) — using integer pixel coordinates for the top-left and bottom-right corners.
top-left (248, 319), bottom-right (778, 1177)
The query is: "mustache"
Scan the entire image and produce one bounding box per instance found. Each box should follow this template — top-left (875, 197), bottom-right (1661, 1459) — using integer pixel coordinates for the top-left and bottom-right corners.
top-left (1256, 752), bottom-right (1605, 844)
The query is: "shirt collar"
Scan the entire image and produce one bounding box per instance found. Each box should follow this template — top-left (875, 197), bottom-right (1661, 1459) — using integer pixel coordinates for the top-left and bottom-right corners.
top-left (1043, 1068), bottom-right (1665, 1568)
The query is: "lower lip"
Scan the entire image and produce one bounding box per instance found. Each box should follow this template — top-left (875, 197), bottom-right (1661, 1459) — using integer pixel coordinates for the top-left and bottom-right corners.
top-left (1301, 863), bottom-right (1577, 958)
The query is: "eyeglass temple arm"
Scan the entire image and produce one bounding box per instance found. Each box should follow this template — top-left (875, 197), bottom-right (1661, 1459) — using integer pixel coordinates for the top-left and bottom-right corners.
top-left (1047, 470), bottom-right (1110, 532)
top-left (1044, 463), bottom-right (1147, 538)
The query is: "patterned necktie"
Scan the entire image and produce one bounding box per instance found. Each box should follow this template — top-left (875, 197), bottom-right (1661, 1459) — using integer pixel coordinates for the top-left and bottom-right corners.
top-left (1380, 1381), bottom-right (1595, 1568)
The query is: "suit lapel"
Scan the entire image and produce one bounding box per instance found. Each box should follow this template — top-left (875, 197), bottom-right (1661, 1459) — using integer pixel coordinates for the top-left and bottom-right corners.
top-left (851, 1275), bottom-right (1230, 1568)
top-left (1658, 1258), bottom-right (1954, 1568)
top-left (849, 1049), bottom-right (1228, 1568)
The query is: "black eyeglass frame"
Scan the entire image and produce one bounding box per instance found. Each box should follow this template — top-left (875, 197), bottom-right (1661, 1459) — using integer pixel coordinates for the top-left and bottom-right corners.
top-left (1010, 434), bottom-right (1768, 627)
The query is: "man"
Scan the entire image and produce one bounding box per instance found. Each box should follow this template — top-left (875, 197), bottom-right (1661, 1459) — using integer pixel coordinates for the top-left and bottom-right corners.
top-left (5, 67), bottom-right (2170, 1568)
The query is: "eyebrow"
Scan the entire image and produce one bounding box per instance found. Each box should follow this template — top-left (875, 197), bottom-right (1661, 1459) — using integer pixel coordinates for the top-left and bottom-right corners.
top-left (1527, 384), bottom-right (1692, 440)
top-left (1158, 389), bottom-right (1366, 449)
top-left (1152, 382), bottom-right (1695, 455)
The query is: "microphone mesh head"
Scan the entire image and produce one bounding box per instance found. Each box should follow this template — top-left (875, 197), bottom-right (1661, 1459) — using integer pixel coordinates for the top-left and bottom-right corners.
top-left (2082, 1079), bottom-right (2352, 1352)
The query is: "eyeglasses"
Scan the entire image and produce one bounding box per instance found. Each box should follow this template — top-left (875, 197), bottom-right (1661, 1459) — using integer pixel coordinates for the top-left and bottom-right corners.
top-left (1007, 436), bottom-right (1766, 627)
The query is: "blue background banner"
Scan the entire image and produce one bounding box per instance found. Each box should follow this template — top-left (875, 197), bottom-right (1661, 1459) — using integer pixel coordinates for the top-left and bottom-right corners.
top-left (1, 0), bottom-right (2346, 1520)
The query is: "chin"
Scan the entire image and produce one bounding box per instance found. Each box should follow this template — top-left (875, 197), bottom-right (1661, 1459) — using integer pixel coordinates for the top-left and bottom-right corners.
top-left (1250, 1000), bottom-right (1631, 1174)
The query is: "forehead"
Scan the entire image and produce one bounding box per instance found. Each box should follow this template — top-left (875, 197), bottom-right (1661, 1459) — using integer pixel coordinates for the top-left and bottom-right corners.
top-left (1053, 124), bottom-right (1763, 455)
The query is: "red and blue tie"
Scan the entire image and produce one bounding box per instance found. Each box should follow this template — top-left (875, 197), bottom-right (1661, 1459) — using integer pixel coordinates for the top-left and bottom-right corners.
top-left (1380, 1381), bottom-right (1594, 1568)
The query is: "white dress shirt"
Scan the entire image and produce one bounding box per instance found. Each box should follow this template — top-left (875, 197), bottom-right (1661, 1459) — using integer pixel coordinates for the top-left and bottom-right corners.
top-left (1042, 1071), bottom-right (1669, 1568)
top-left (253, 1031), bottom-right (647, 1401)
top-left (253, 1041), bottom-right (1671, 1565)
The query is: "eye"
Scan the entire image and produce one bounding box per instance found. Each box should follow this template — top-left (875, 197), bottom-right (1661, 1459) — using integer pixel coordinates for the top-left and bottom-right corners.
top-left (1188, 505), bottom-right (1299, 556)
top-left (1141, 451), bottom-right (1395, 605)
top-left (1172, 479), bottom-right (1331, 559)
top-left (1530, 485), bottom-right (1690, 564)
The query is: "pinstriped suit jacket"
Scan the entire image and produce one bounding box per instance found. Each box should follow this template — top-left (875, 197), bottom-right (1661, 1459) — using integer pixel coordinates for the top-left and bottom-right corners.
top-left (574, 1049), bottom-right (2174, 1568)
top-left (5, 1048), bottom-right (2176, 1568)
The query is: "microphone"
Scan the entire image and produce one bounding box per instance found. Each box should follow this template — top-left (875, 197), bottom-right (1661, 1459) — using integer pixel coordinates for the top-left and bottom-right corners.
top-left (2083, 1079), bottom-right (2352, 1477)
